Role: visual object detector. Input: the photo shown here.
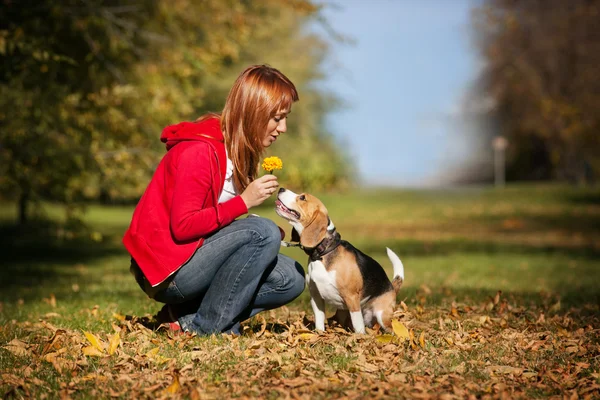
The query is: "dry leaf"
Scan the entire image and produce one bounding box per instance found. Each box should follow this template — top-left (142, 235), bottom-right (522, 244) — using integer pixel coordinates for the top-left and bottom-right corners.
top-left (3, 339), bottom-right (31, 357)
top-left (82, 346), bottom-right (105, 357)
top-left (391, 320), bottom-right (409, 341)
top-left (165, 372), bottom-right (181, 394)
top-left (108, 332), bottom-right (120, 355)
top-left (83, 331), bottom-right (105, 352)
top-left (297, 333), bottom-right (316, 341)
top-left (376, 334), bottom-right (394, 344)
top-left (43, 294), bottom-right (57, 308)
top-left (113, 313), bottom-right (126, 321)
top-left (145, 347), bottom-right (160, 358)
top-left (486, 365), bottom-right (524, 376)
top-left (419, 331), bottom-right (426, 348)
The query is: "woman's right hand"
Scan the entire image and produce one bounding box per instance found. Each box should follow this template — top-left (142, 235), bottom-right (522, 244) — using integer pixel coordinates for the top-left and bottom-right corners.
top-left (240, 174), bottom-right (279, 209)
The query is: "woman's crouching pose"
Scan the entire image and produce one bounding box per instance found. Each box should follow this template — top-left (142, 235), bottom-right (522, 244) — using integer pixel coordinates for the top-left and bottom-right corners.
top-left (124, 65), bottom-right (305, 335)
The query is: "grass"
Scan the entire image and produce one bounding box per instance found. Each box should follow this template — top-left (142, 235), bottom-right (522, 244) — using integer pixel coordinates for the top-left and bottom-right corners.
top-left (1, 183), bottom-right (599, 398)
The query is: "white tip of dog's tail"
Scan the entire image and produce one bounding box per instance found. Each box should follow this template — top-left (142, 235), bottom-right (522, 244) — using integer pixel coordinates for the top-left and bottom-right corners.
top-left (386, 247), bottom-right (404, 293)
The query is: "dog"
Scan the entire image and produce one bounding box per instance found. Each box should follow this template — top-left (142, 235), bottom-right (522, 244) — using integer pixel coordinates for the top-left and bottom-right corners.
top-left (275, 188), bottom-right (404, 334)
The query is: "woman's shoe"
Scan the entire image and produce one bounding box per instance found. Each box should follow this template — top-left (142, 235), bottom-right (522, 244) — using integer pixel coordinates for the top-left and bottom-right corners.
top-left (154, 304), bottom-right (178, 324)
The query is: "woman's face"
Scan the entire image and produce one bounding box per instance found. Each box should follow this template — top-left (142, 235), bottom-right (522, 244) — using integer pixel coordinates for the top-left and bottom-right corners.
top-left (262, 109), bottom-right (290, 148)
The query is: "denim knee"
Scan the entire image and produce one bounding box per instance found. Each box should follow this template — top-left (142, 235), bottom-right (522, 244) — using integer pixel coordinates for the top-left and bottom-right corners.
top-left (250, 217), bottom-right (281, 250)
top-left (289, 261), bottom-right (306, 296)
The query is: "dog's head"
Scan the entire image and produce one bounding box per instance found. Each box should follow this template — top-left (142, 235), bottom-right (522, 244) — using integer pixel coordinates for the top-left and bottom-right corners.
top-left (275, 188), bottom-right (334, 248)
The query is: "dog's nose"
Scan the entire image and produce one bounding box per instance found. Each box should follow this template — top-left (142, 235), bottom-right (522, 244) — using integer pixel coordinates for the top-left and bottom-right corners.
top-left (278, 188), bottom-right (285, 193)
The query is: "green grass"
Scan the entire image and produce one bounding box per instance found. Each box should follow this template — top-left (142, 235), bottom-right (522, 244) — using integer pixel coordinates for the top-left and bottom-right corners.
top-left (1, 183), bottom-right (599, 398)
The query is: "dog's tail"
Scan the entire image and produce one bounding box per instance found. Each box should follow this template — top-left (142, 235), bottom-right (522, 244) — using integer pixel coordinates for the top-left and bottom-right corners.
top-left (386, 247), bottom-right (404, 294)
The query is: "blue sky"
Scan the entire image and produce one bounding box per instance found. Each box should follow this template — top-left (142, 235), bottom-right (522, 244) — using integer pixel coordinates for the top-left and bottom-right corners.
top-left (315, 0), bottom-right (481, 187)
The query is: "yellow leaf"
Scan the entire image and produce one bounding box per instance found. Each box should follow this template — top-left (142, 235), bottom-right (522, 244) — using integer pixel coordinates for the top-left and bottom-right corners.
top-left (83, 331), bottom-right (105, 352)
top-left (145, 347), bottom-right (160, 358)
top-left (419, 331), bottom-right (426, 348)
top-left (297, 333), bottom-right (316, 341)
top-left (113, 313), bottom-right (126, 321)
top-left (391, 320), bottom-right (409, 341)
top-left (376, 334), bottom-right (394, 344)
top-left (82, 346), bottom-right (105, 357)
top-left (166, 375), bottom-right (181, 394)
top-left (108, 332), bottom-right (120, 355)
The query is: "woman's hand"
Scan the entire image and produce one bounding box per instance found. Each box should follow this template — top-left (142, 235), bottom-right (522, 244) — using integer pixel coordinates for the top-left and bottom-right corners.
top-left (240, 174), bottom-right (279, 209)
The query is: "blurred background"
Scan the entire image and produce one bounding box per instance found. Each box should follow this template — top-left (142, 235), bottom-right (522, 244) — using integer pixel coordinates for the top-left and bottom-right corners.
top-left (1, 0), bottom-right (599, 220)
top-left (0, 1), bottom-right (598, 307)
top-left (1, 3), bottom-right (599, 396)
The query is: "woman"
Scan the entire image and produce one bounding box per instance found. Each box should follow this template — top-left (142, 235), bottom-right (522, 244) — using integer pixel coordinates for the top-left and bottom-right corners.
top-left (123, 65), bottom-right (305, 335)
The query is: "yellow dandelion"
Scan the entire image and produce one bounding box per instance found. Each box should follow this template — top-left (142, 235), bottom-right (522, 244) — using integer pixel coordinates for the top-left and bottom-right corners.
top-left (262, 156), bottom-right (283, 173)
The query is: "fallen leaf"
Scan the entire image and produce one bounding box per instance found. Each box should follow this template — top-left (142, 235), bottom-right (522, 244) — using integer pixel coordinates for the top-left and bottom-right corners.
top-left (41, 329), bottom-right (66, 355)
top-left (43, 294), bottom-right (57, 308)
top-left (376, 334), bottom-right (394, 344)
top-left (108, 332), bottom-right (120, 355)
top-left (391, 320), bottom-right (409, 341)
top-left (83, 331), bottom-right (105, 352)
top-left (165, 372), bottom-right (181, 394)
top-left (419, 331), bottom-right (426, 348)
top-left (82, 346), bottom-right (105, 357)
top-left (145, 347), bottom-right (160, 358)
top-left (486, 365), bottom-right (523, 376)
top-left (113, 313), bottom-right (126, 321)
top-left (493, 290), bottom-right (502, 305)
top-left (297, 333), bottom-right (317, 341)
top-left (3, 339), bottom-right (31, 357)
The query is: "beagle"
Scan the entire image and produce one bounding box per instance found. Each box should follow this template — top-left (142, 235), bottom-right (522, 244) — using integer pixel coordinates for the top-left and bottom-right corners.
top-left (275, 188), bottom-right (404, 334)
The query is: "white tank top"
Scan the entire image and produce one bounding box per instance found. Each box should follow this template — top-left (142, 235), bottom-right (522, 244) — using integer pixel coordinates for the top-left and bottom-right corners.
top-left (218, 152), bottom-right (237, 203)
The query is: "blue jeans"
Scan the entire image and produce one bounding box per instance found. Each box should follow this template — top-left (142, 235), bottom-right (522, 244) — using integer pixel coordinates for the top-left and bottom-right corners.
top-left (149, 217), bottom-right (305, 335)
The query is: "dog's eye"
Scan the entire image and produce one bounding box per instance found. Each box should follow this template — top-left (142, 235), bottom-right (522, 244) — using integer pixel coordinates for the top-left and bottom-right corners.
top-left (299, 195), bottom-right (306, 201)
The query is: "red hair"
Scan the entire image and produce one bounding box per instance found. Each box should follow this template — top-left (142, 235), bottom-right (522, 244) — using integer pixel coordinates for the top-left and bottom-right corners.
top-left (220, 65), bottom-right (299, 191)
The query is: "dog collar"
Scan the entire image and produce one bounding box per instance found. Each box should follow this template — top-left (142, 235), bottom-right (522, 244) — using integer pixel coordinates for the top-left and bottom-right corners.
top-left (281, 228), bottom-right (342, 261)
top-left (280, 218), bottom-right (340, 260)
top-left (305, 230), bottom-right (342, 261)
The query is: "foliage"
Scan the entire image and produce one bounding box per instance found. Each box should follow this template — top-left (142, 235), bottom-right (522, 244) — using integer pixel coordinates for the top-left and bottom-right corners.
top-left (472, 0), bottom-right (600, 183)
top-left (0, 0), bottom-right (353, 224)
top-left (2, 296), bottom-right (599, 398)
top-left (1, 184), bottom-right (599, 397)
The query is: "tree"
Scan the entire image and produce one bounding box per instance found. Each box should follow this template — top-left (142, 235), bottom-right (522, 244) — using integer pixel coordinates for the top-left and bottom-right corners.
top-left (472, 0), bottom-right (600, 183)
top-left (0, 0), bottom-right (353, 225)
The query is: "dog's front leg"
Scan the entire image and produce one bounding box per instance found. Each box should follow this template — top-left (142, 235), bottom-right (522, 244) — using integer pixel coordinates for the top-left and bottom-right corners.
top-left (346, 296), bottom-right (366, 334)
top-left (309, 283), bottom-right (327, 331)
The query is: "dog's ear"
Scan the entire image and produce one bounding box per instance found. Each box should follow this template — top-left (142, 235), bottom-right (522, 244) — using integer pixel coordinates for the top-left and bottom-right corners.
top-left (300, 210), bottom-right (328, 249)
top-left (291, 227), bottom-right (301, 243)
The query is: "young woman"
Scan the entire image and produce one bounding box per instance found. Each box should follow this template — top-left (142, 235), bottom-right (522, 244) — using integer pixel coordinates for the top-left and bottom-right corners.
top-left (123, 65), bottom-right (305, 335)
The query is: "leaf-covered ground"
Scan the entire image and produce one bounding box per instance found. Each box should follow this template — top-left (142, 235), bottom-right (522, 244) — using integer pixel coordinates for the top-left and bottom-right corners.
top-left (1, 185), bottom-right (599, 399)
top-left (3, 295), bottom-right (599, 399)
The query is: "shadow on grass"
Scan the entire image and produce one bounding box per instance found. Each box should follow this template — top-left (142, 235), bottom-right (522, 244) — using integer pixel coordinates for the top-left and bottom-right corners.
top-left (356, 237), bottom-right (600, 260)
top-left (397, 286), bottom-right (600, 317)
top-left (2, 220), bottom-right (599, 313)
top-left (0, 222), bottom-right (127, 300)
top-left (564, 189), bottom-right (600, 205)
top-left (478, 212), bottom-right (600, 236)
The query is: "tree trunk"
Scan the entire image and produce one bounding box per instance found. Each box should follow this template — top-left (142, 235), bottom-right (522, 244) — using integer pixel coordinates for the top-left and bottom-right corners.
top-left (18, 190), bottom-right (29, 225)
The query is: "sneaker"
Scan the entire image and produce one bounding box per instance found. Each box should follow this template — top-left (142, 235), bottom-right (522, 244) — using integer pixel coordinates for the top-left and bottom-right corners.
top-left (154, 304), bottom-right (178, 324)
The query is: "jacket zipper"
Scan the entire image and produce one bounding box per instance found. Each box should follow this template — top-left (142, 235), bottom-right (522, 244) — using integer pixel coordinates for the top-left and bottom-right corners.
top-left (150, 144), bottom-right (224, 288)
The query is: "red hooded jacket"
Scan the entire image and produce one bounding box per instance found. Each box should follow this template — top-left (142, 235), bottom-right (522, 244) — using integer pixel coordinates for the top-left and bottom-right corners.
top-left (122, 117), bottom-right (248, 286)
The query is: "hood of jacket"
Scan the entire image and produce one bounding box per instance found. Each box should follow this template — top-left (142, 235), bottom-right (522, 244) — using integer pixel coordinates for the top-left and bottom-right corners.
top-left (160, 117), bottom-right (224, 151)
